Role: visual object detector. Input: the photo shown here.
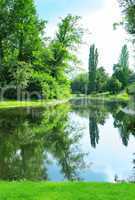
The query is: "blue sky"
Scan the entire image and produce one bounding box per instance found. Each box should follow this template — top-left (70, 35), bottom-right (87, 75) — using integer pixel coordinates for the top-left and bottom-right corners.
top-left (35, 0), bottom-right (129, 74)
top-left (35, 0), bottom-right (105, 21)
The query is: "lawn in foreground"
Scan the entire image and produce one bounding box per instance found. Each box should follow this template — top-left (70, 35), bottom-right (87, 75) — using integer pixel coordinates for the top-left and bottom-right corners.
top-left (0, 182), bottom-right (134, 200)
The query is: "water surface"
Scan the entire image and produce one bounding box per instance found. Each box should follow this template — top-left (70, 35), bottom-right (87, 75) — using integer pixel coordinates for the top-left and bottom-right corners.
top-left (0, 99), bottom-right (135, 182)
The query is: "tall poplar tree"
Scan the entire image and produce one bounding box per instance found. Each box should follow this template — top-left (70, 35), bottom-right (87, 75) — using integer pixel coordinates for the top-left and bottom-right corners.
top-left (88, 44), bottom-right (98, 93)
top-left (113, 44), bottom-right (129, 88)
top-left (119, 44), bottom-right (129, 69)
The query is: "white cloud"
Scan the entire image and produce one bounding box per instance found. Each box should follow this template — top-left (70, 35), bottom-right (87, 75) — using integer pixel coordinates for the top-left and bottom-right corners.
top-left (45, 0), bottom-right (131, 74)
top-left (78, 0), bottom-right (129, 74)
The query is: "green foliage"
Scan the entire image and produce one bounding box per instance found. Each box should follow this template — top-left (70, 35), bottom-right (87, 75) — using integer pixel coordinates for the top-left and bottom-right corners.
top-left (88, 44), bottom-right (98, 93)
top-left (119, 44), bottom-right (129, 69)
top-left (11, 62), bottom-right (33, 88)
top-left (126, 4), bottom-right (135, 34)
top-left (113, 65), bottom-right (129, 88)
top-left (28, 71), bottom-right (70, 99)
top-left (0, 0), bottom-right (14, 64)
top-left (71, 67), bottom-right (109, 94)
top-left (113, 45), bottom-right (130, 88)
top-left (95, 67), bottom-right (109, 92)
top-left (44, 15), bottom-right (83, 80)
top-left (107, 77), bottom-right (122, 94)
top-left (10, 0), bottom-right (45, 62)
top-left (72, 42), bottom-right (132, 96)
top-left (119, 1), bottom-right (135, 88)
top-left (119, 0), bottom-right (135, 34)
top-left (56, 15), bottom-right (83, 48)
top-left (71, 73), bottom-right (88, 94)
top-left (0, 1), bottom-right (83, 100)
top-left (127, 82), bottom-right (135, 95)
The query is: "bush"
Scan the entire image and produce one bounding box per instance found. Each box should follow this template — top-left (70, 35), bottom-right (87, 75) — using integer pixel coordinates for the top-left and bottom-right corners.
top-left (27, 72), bottom-right (70, 100)
top-left (107, 77), bottom-right (122, 94)
top-left (71, 73), bottom-right (88, 94)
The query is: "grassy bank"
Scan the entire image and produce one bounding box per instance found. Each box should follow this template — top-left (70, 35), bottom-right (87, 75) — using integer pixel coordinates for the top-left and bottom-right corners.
top-left (89, 92), bottom-right (129, 102)
top-left (0, 91), bottom-right (130, 109)
top-left (74, 92), bottom-right (130, 102)
top-left (0, 99), bottom-right (69, 109)
top-left (0, 182), bottom-right (134, 200)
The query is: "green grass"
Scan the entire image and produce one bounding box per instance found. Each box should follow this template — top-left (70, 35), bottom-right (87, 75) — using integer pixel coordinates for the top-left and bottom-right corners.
top-left (90, 92), bottom-right (129, 102)
top-left (0, 91), bottom-right (131, 109)
top-left (73, 92), bottom-right (129, 102)
top-left (0, 99), bottom-right (68, 109)
top-left (0, 182), bottom-right (134, 200)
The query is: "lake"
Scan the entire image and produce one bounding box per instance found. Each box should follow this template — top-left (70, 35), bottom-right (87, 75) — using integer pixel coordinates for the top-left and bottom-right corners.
top-left (0, 99), bottom-right (135, 182)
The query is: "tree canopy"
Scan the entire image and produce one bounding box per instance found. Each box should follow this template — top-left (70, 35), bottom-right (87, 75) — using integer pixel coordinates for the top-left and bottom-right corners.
top-left (0, 0), bottom-right (83, 100)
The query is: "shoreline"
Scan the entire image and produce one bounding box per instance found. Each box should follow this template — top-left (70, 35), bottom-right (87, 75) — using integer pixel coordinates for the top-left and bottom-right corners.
top-left (0, 99), bottom-right (69, 109)
top-left (0, 92), bottom-right (131, 109)
top-left (73, 92), bottom-right (130, 102)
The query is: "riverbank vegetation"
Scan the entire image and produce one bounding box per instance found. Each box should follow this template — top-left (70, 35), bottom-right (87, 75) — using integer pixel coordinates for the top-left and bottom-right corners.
top-left (71, 43), bottom-right (134, 97)
top-left (0, 0), bottom-right (134, 103)
top-left (72, 0), bottom-right (135, 99)
top-left (0, 0), bottom-right (83, 100)
top-left (0, 182), bottom-right (135, 200)
top-left (0, 99), bottom-right (69, 109)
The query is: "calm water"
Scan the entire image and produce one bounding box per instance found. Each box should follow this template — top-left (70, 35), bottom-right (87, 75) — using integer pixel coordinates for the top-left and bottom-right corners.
top-left (0, 99), bottom-right (135, 182)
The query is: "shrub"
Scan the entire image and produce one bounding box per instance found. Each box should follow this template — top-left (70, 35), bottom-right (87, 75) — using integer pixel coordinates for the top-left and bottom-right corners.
top-left (107, 77), bottom-right (122, 94)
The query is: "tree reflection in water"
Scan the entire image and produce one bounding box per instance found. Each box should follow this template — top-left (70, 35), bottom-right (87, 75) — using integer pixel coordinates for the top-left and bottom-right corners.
top-left (0, 104), bottom-right (85, 181)
top-left (113, 110), bottom-right (135, 146)
top-left (71, 100), bottom-right (135, 148)
top-left (0, 100), bottom-right (135, 181)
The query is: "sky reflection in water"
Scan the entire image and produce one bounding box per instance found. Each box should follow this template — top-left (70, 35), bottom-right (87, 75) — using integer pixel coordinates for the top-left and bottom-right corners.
top-left (0, 100), bottom-right (134, 182)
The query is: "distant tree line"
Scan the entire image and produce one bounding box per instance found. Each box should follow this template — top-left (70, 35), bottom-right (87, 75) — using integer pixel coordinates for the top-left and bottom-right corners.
top-left (72, 0), bottom-right (135, 95)
top-left (72, 44), bottom-right (134, 95)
